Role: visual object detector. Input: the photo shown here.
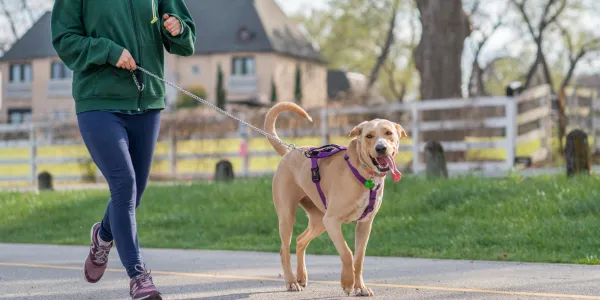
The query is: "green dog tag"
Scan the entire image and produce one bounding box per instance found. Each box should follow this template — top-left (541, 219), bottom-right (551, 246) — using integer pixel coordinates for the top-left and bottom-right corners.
top-left (364, 179), bottom-right (374, 189)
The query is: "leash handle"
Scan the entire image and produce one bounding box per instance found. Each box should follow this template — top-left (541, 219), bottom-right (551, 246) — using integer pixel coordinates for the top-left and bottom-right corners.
top-left (130, 68), bottom-right (145, 92)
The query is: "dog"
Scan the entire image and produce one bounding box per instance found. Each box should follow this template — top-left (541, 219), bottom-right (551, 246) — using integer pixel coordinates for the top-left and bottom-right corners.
top-left (264, 102), bottom-right (407, 296)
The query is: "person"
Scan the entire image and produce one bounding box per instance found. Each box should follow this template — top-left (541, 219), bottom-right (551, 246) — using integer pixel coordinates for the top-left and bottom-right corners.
top-left (50, 1), bottom-right (195, 299)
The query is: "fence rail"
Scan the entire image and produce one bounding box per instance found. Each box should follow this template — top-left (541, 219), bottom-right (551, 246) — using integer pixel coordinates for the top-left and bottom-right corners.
top-left (0, 85), bottom-right (555, 187)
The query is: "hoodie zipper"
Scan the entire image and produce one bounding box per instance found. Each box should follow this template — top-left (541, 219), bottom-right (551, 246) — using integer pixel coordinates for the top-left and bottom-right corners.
top-left (128, 0), bottom-right (143, 111)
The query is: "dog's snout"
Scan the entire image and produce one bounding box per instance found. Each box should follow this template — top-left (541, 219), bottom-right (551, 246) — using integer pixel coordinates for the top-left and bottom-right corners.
top-left (375, 144), bottom-right (387, 154)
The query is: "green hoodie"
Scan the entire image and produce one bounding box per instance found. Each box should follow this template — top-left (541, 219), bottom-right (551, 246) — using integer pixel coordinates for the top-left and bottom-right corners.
top-left (50, 0), bottom-right (196, 114)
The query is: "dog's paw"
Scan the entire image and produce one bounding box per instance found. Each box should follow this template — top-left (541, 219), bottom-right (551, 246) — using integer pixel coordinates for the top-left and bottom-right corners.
top-left (352, 287), bottom-right (374, 297)
top-left (286, 282), bottom-right (303, 292)
top-left (297, 279), bottom-right (307, 288)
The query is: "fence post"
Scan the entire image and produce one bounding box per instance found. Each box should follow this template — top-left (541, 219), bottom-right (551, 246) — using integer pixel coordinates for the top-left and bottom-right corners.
top-left (505, 99), bottom-right (517, 170)
top-left (238, 113), bottom-right (250, 177)
top-left (411, 104), bottom-right (420, 174)
top-left (320, 107), bottom-right (329, 145)
top-left (593, 91), bottom-right (600, 153)
top-left (29, 124), bottom-right (37, 186)
top-left (168, 126), bottom-right (177, 179)
top-left (543, 94), bottom-right (554, 158)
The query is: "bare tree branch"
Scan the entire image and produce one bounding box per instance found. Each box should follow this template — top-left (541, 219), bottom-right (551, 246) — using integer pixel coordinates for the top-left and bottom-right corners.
top-left (0, 0), bottom-right (19, 40)
top-left (20, 0), bottom-right (34, 23)
top-left (543, 0), bottom-right (567, 29)
top-left (366, 0), bottom-right (400, 96)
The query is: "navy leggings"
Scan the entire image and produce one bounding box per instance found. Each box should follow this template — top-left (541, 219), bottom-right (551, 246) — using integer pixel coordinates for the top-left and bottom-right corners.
top-left (77, 110), bottom-right (161, 278)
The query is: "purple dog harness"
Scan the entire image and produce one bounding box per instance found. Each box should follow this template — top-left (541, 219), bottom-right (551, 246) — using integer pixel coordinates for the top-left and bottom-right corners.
top-left (307, 144), bottom-right (382, 221)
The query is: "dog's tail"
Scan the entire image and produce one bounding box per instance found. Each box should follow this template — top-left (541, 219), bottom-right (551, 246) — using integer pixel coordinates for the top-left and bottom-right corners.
top-left (264, 102), bottom-right (312, 156)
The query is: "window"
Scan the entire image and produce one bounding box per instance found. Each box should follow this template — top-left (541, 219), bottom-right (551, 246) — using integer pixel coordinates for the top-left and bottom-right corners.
top-left (51, 62), bottom-right (72, 80)
top-left (52, 110), bottom-right (69, 120)
top-left (8, 108), bottom-right (32, 124)
top-left (231, 56), bottom-right (255, 76)
top-left (9, 63), bottom-right (32, 83)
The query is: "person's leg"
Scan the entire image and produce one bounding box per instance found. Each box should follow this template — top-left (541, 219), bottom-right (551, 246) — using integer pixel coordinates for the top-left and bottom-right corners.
top-left (126, 110), bottom-right (161, 209)
top-left (78, 111), bottom-right (143, 282)
top-left (122, 110), bottom-right (163, 299)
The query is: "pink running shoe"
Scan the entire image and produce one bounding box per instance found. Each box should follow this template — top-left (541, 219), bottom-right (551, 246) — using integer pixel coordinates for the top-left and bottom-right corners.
top-left (130, 265), bottom-right (162, 300)
top-left (83, 222), bottom-right (112, 283)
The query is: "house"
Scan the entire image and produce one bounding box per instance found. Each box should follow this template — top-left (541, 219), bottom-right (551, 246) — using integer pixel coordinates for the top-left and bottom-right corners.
top-left (0, 0), bottom-right (329, 124)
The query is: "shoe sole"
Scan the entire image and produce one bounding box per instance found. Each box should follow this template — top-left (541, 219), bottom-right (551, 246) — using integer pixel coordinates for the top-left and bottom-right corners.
top-left (83, 222), bottom-right (103, 284)
top-left (131, 294), bottom-right (162, 300)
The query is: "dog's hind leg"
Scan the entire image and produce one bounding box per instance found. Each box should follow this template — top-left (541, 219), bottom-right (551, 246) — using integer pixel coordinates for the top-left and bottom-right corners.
top-left (273, 177), bottom-right (304, 292)
top-left (296, 197), bottom-right (326, 288)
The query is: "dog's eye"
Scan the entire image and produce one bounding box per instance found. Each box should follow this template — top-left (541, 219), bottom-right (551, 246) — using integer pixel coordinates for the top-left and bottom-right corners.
top-left (385, 131), bottom-right (393, 136)
top-left (366, 134), bottom-right (374, 139)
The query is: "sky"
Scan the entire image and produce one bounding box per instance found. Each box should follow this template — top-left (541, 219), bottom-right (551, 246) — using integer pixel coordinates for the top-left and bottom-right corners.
top-left (275, 0), bottom-right (328, 15)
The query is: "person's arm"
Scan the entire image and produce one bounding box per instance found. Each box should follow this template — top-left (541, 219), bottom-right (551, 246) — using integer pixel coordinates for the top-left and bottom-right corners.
top-left (159, 0), bottom-right (196, 56)
top-left (51, 0), bottom-right (128, 71)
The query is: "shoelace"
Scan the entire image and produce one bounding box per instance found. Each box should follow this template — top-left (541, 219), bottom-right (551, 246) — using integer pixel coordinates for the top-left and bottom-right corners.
top-left (132, 272), bottom-right (154, 294)
top-left (93, 247), bottom-right (110, 264)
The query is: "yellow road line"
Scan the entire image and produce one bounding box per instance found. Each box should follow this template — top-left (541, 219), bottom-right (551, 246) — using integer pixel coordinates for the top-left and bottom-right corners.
top-left (1, 262), bottom-right (599, 299)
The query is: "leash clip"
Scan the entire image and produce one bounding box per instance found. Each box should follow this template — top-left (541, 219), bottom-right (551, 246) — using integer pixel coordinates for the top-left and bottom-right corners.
top-left (130, 69), bottom-right (145, 92)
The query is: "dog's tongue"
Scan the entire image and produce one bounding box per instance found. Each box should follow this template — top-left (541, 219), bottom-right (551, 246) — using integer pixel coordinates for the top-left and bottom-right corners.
top-left (379, 156), bottom-right (402, 182)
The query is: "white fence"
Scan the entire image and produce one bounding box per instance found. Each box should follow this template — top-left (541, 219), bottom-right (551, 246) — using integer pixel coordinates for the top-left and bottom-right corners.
top-left (0, 87), bottom-right (554, 187)
top-left (564, 85), bottom-right (600, 152)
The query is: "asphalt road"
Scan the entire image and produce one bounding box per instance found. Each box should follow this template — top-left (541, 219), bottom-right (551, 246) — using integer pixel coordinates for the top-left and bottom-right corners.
top-left (1, 243), bottom-right (600, 300)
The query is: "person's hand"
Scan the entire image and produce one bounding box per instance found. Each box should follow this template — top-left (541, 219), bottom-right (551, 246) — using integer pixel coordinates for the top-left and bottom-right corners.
top-left (163, 14), bottom-right (182, 36)
top-left (116, 49), bottom-right (136, 70)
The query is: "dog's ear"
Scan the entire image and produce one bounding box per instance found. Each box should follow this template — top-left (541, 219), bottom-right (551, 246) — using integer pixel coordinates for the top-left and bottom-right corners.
top-left (349, 121), bottom-right (368, 138)
top-left (394, 123), bottom-right (408, 138)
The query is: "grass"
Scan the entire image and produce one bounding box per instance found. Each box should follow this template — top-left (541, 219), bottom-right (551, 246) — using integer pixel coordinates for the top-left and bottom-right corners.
top-left (2, 173), bottom-right (600, 265)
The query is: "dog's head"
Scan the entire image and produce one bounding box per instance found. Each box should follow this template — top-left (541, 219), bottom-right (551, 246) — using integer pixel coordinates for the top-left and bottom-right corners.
top-left (349, 119), bottom-right (408, 174)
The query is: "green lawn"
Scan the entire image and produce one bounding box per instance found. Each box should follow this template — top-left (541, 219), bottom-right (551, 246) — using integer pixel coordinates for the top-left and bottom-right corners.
top-left (2, 174), bottom-right (600, 265)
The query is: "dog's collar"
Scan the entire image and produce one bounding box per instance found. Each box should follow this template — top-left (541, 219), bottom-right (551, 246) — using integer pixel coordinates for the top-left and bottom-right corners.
top-left (344, 153), bottom-right (383, 191)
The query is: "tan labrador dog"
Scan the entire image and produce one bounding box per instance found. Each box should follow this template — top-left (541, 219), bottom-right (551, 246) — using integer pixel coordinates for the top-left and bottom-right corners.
top-left (264, 102), bottom-right (407, 296)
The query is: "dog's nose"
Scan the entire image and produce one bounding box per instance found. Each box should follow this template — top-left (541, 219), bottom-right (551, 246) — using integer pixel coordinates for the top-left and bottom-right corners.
top-left (375, 144), bottom-right (387, 154)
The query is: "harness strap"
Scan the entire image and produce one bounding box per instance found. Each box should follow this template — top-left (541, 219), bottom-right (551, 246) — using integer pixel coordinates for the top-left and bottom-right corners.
top-left (309, 145), bottom-right (347, 208)
top-left (308, 144), bottom-right (381, 222)
top-left (344, 153), bottom-right (381, 221)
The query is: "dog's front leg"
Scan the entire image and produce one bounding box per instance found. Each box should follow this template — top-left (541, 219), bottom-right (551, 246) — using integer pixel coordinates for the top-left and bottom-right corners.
top-left (323, 215), bottom-right (355, 295)
top-left (353, 220), bottom-right (374, 296)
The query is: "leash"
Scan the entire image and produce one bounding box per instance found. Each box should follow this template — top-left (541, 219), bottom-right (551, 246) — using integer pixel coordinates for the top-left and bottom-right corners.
top-left (130, 67), bottom-right (307, 155)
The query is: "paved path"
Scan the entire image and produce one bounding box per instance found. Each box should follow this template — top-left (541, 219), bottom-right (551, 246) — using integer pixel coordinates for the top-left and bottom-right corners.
top-left (1, 243), bottom-right (600, 300)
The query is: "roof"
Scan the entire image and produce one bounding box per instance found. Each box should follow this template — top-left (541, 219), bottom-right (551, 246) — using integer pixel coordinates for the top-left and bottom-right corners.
top-left (1, 0), bottom-right (325, 63)
top-left (1, 12), bottom-right (55, 61)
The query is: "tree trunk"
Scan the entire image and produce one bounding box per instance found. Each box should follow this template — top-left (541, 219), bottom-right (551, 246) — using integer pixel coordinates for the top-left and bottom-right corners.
top-left (414, 0), bottom-right (471, 161)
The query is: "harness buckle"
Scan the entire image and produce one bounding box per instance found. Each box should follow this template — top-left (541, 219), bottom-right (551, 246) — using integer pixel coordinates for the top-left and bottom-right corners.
top-left (311, 167), bottom-right (321, 182)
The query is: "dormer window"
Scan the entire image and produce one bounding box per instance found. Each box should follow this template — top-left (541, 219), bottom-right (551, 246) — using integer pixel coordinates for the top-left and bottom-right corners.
top-left (237, 27), bottom-right (255, 42)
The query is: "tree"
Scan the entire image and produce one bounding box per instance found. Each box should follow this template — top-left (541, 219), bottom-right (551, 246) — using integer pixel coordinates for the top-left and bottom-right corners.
top-left (464, 0), bottom-right (506, 97)
top-left (216, 64), bottom-right (226, 110)
top-left (292, 0), bottom-right (418, 102)
top-left (554, 16), bottom-right (600, 152)
top-left (510, 0), bottom-right (567, 91)
top-left (414, 0), bottom-right (471, 100)
top-left (294, 65), bottom-right (302, 104)
top-left (176, 85), bottom-right (207, 109)
top-left (270, 77), bottom-right (277, 104)
top-left (413, 0), bottom-right (472, 161)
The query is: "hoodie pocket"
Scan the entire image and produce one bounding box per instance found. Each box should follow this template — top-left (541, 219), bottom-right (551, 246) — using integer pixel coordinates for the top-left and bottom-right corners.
top-left (93, 65), bottom-right (140, 98)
